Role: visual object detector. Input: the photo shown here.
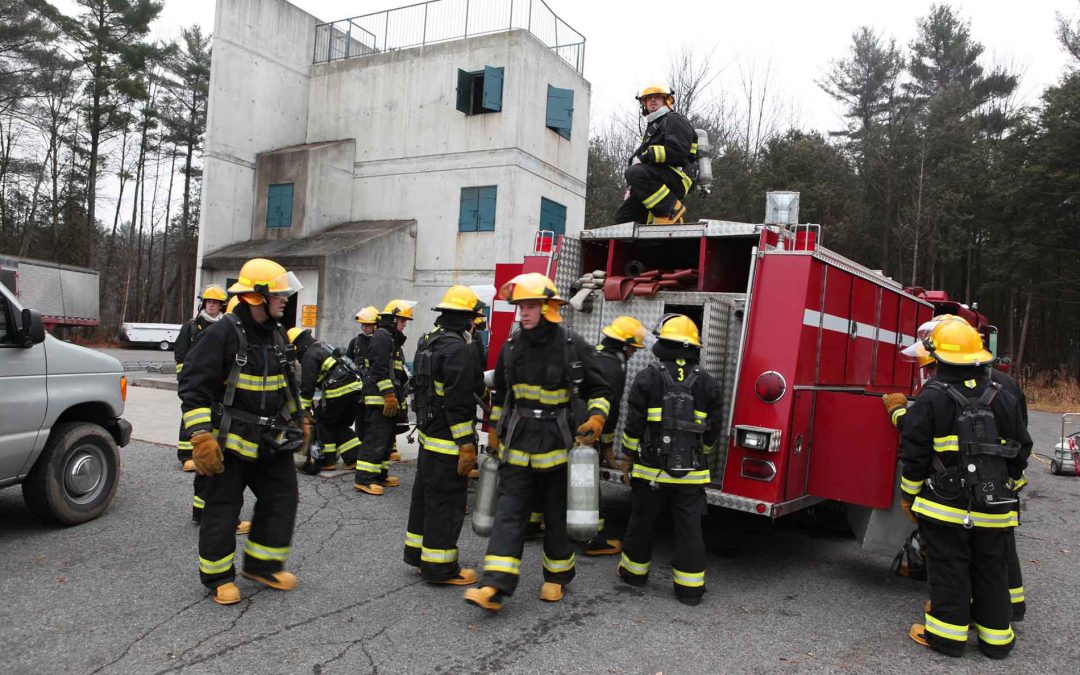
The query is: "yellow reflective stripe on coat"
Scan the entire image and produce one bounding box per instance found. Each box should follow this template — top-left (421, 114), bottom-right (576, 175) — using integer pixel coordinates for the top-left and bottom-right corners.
top-left (339, 436), bottom-right (361, 454)
top-left (434, 380), bottom-right (446, 396)
top-left (693, 410), bottom-right (707, 422)
top-left (224, 432), bottom-right (258, 459)
top-left (490, 405), bottom-right (502, 422)
top-left (235, 373), bottom-right (287, 392)
top-left (621, 434), bottom-right (640, 451)
top-left (689, 142), bottom-right (698, 155)
top-left (421, 547), bottom-right (458, 564)
top-left (542, 553), bottom-right (576, 573)
top-left (891, 407), bottom-right (907, 426)
top-left (511, 383), bottom-right (570, 406)
top-left (631, 463), bottom-right (710, 485)
top-left (1010, 586), bottom-right (1024, 603)
top-left (365, 395), bottom-right (387, 406)
top-left (646, 407), bottom-right (662, 422)
top-left (419, 433), bottom-right (460, 456)
top-left (670, 166), bottom-right (692, 194)
top-left (405, 531), bottom-right (423, 549)
top-left (393, 359), bottom-right (405, 370)
top-left (672, 568), bottom-right (705, 588)
top-left (183, 407), bottom-right (212, 429)
top-left (974, 623), bottom-right (1014, 646)
top-left (900, 476), bottom-right (924, 496)
top-left (324, 380), bottom-right (363, 399)
top-left (911, 497), bottom-right (1018, 528)
top-left (601, 432), bottom-right (616, 444)
top-left (199, 553), bottom-right (234, 574)
top-left (244, 540), bottom-right (290, 562)
top-left (450, 420), bottom-right (473, 439)
top-left (619, 552), bottom-right (649, 575)
top-left (300, 396), bottom-right (313, 409)
top-left (642, 184), bottom-right (671, 209)
top-left (377, 379), bottom-right (394, 392)
top-left (587, 397), bottom-right (610, 416)
top-left (483, 555), bottom-right (521, 575)
top-left (924, 613), bottom-right (969, 642)
top-left (178, 440), bottom-right (193, 451)
top-left (175, 363), bottom-right (183, 373)
top-left (529, 512), bottom-right (544, 524)
top-left (319, 356), bottom-right (337, 377)
top-left (650, 144), bottom-right (666, 163)
top-left (933, 435), bottom-right (959, 452)
top-left (505, 447), bottom-right (568, 469)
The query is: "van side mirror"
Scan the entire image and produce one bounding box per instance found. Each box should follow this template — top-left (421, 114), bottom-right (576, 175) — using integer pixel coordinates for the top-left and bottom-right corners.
top-left (20, 308), bottom-right (46, 347)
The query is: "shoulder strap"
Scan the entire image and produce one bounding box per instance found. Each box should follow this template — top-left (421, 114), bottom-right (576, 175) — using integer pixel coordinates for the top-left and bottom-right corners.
top-left (221, 314), bottom-right (246, 408)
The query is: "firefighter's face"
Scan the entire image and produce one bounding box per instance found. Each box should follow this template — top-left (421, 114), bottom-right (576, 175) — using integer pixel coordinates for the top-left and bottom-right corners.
top-left (517, 300), bottom-right (542, 329)
top-left (395, 317), bottom-right (409, 333)
top-left (643, 93), bottom-right (666, 113)
top-left (267, 294), bottom-right (287, 319)
top-left (204, 299), bottom-right (223, 317)
top-left (362, 323), bottom-right (376, 335)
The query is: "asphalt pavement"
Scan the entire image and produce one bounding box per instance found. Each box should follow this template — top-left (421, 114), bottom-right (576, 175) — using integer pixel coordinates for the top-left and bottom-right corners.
top-left (1, 412), bottom-right (1077, 674)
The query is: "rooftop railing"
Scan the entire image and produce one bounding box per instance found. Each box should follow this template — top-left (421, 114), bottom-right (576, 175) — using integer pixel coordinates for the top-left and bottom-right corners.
top-left (313, 0), bottom-right (585, 74)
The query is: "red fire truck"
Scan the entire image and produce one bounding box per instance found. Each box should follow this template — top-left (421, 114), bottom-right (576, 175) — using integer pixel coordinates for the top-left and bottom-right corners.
top-left (487, 194), bottom-right (956, 552)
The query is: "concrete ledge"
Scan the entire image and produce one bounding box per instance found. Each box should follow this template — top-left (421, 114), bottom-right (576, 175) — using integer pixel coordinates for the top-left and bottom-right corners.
top-left (129, 375), bottom-right (178, 391)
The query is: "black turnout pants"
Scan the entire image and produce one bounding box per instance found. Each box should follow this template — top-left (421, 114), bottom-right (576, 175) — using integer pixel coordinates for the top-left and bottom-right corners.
top-left (317, 394), bottom-right (362, 465)
top-left (1006, 528), bottom-right (1025, 620)
top-left (353, 406), bottom-right (394, 484)
top-left (619, 479), bottom-right (707, 601)
top-left (614, 163), bottom-right (686, 223)
top-left (403, 448), bottom-right (468, 581)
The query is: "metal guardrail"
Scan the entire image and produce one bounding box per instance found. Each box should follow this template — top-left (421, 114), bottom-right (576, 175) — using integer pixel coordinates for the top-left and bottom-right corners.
top-left (313, 0), bottom-right (585, 74)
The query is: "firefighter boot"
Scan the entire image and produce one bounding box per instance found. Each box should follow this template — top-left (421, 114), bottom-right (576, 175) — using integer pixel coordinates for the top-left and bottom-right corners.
top-left (389, 451), bottom-right (401, 462)
top-left (380, 476), bottom-right (401, 487)
top-left (182, 460), bottom-right (196, 472)
top-left (585, 536), bottom-right (622, 556)
top-left (213, 582), bottom-right (241, 606)
top-left (241, 570), bottom-right (297, 591)
top-left (354, 482), bottom-right (385, 495)
top-left (908, 623), bottom-right (930, 648)
top-left (235, 520), bottom-right (251, 535)
top-left (540, 582), bottom-right (564, 602)
top-left (430, 568), bottom-right (477, 586)
top-left (652, 200), bottom-right (686, 225)
top-left (464, 586), bottom-right (504, 612)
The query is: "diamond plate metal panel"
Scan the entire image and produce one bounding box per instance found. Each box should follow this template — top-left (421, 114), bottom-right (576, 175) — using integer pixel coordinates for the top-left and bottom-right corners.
top-left (553, 236), bottom-right (581, 297)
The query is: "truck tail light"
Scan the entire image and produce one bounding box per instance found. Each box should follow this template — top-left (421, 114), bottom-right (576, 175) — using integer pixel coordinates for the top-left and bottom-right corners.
top-left (755, 371), bottom-right (786, 402)
top-left (120, 375), bottom-right (127, 402)
top-left (741, 458), bottom-right (777, 481)
top-left (735, 425), bottom-right (781, 453)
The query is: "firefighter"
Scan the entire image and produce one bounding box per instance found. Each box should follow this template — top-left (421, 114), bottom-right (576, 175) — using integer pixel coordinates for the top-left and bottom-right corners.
top-left (179, 258), bottom-right (307, 606)
top-left (613, 84), bottom-right (698, 225)
top-left (464, 273), bottom-right (611, 612)
top-left (346, 306), bottom-right (379, 459)
top-left (585, 315), bottom-right (646, 557)
top-left (353, 299), bottom-right (416, 495)
top-left (175, 284), bottom-right (228, 472)
top-left (470, 307), bottom-right (488, 372)
top-left (895, 320), bottom-right (1031, 658)
top-left (287, 328), bottom-right (364, 471)
top-left (616, 315), bottom-right (723, 606)
top-left (886, 315), bottom-right (1030, 623)
top-left (404, 285), bottom-right (486, 585)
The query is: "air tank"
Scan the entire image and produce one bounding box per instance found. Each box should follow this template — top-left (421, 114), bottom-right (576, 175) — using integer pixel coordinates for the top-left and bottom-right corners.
top-left (566, 444), bottom-right (600, 541)
top-left (471, 453), bottom-right (500, 536)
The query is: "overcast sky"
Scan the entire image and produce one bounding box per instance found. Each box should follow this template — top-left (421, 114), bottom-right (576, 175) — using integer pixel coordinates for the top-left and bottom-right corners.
top-left (149, 0), bottom-right (1078, 132)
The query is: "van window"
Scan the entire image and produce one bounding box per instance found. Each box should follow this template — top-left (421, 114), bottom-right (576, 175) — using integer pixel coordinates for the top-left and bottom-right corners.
top-left (0, 296), bottom-right (13, 345)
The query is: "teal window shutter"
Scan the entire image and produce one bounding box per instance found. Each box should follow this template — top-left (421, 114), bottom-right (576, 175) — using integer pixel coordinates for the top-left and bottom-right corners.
top-left (456, 69), bottom-right (472, 114)
top-left (459, 187), bottom-right (479, 232)
top-left (267, 183), bottom-right (294, 229)
top-left (539, 197), bottom-right (567, 236)
top-left (482, 66), bottom-right (504, 112)
top-left (477, 186), bottom-right (497, 231)
top-left (546, 85), bottom-right (574, 140)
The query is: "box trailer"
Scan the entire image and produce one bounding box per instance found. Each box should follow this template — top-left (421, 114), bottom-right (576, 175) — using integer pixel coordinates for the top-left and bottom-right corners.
top-left (0, 255), bottom-right (100, 328)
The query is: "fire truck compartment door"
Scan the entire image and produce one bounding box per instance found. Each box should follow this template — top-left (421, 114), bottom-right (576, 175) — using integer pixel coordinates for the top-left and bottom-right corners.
top-left (806, 390), bottom-right (897, 509)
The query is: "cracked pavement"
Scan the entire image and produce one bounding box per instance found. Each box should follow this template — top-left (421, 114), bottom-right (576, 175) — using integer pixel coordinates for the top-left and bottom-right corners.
top-left (1, 410), bottom-right (1078, 673)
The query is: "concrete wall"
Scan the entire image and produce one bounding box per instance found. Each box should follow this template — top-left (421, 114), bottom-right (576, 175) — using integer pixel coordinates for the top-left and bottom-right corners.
top-left (252, 140), bottom-right (356, 240)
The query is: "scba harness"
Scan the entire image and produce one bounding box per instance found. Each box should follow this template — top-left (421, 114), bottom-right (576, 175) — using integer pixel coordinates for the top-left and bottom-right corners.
top-left (412, 329), bottom-right (465, 430)
top-left (927, 380), bottom-right (1020, 514)
top-left (642, 361), bottom-right (708, 478)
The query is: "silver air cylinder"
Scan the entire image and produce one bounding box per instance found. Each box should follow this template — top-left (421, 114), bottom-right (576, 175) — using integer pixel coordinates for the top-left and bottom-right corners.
top-left (695, 129), bottom-right (713, 193)
top-left (566, 444), bottom-right (600, 541)
top-left (471, 453), bottom-right (500, 536)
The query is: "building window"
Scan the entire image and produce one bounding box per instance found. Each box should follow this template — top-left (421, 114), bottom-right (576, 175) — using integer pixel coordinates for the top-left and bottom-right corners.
top-left (459, 186), bottom-right (497, 232)
top-left (456, 66), bottom-right (504, 115)
top-left (546, 85), bottom-right (574, 140)
top-left (266, 183), bottom-right (294, 229)
top-left (539, 197), bottom-right (567, 236)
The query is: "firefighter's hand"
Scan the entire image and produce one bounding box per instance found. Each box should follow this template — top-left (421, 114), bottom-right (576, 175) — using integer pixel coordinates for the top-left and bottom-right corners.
top-left (619, 452), bottom-right (634, 484)
top-left (900, 498), bottom-right (917, 524)
top-left (191, 432), bottom-right (224, 476)
top-left (382, 392), bottom-right (399, 418)
top-left (882, 393), bottom-right (907, 418)
top-left (299, 412), bottom-right (315, 455)
top-left (457, 443), bottom-right (478, 476)
top-left (576, 415), bottom-right (606, 446)
top-left (486, 428), bottom-right (500, 452)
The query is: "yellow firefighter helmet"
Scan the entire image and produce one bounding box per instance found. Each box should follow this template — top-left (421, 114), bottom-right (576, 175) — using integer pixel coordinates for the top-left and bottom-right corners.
top-left (433, 285), bottom-right (483, 314)
top-left (228, 258), bottom-right (302, 305)
top-left (381, 299), bottom-right (417, 320)
top-left (498, 272), bottom-right (566, 324)
top-left (286, 327), bottom-right (309, 344)
top-left (657, 314), bottom-right (701, 347)
top-left (636, 83), bottom-right (675, 109)
top-left (354, 305), bottom-right (379, 325)
top-left (225, 296), bottom-right (240, 313)
top-left (926, 320), bottom-right (993, 366)
top-left (199, 284), bottom-right (228, 302)
top-left (602, 315), bottom-right (646, 348)
top-left (901, 314), bottom-right (970, 368)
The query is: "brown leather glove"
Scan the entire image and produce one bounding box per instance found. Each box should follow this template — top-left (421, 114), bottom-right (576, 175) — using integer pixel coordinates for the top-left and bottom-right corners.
top-left (299, 411), bottom-right (315, 455)
top-left (487, 428), bottom-right (500, 452)
top-left (618, 452), bottom-right (634, 484)
top-left (191, 431), bottom-right (224, 476)
top-left (882, 393), bottom-right (908, 421)
top-left (900, 498), bottom-right (917, 524)
top-left (599, 443), bottom-right (616, 469)
top-left (576, 414), bottom-right (606, 446)
top-left (382, 392), bottom-right (399, 418)
top-left (457, 443), bottom-right (478, 476)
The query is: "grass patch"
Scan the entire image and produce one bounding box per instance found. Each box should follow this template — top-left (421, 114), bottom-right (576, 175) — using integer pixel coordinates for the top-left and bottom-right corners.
top-left (1025, 369), bottom-right (1080, 414)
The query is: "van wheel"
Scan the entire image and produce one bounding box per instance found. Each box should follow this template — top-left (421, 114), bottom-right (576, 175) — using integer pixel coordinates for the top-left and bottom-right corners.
top-left (22, 422), bottom-right (121, 525)
top-left (1051, 459), bottom-right (1063, 475)
top-left (159, 340), bottom-right (172, 351)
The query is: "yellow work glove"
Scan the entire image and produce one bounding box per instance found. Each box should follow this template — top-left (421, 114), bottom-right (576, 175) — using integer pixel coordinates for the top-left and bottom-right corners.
top-left (382, 392), bottom-right (399, 418)
top-left (457, 443), bottom-right (478, 476)
top-left (900, 498), bottom-right (917, 524)
top-left (576, 414), bottom-right (606, 446)
top-left (882, 393), bottom-right (907, 419)
top-left (487, 428), bottom-right (500, 452)
top-left (191, 431), bottom-right (224, 476)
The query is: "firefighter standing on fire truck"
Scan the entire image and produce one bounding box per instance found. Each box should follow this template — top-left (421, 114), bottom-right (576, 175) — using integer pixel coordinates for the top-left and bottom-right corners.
top-left (613, 84), bottom-right (698, 226)
top-left (617, 314), bottom-right (723, 606)
top-left (288, 328), bottom-right (364, 471)
top-left (464, 273), bottom-right (611, 612)
top-left (585, 315), bottom-right (646, 557)
top-left (886, 315), bottom-right (1031, 623)
top-left (346, 306), bottom-right (379, 452)
top-left (178, 258), bottom-right (306, 606)
top-left (892, 320), bottom-right (1030, 658)
top-left (404, 285), bottom-right (486, 585)
top-left (353, 300), bottom-right (416, 495)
